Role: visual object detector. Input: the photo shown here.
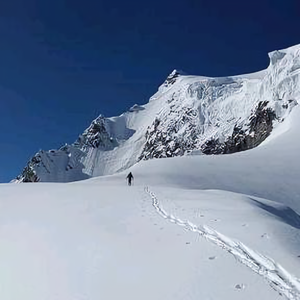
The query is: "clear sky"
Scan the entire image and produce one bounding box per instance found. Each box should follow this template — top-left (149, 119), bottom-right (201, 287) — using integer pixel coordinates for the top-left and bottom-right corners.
top-left (0, 0), bottom-right (299, 182)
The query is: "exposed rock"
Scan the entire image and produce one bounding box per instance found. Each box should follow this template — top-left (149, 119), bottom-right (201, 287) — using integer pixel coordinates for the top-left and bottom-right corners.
top-left (201, 101), bottom-right (277, 154)
top-left (139, 106), bottom-right (200, 160)
top-left (17, 163), bottom-right (40, 183)
top-left (74, 115), bottom-right (116, 149)
top-left (164, 69), bottom-right (182, 87)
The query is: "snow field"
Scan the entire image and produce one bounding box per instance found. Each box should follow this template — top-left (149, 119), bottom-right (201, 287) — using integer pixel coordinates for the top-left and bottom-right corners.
top-left (0, 182), bottom-right (285, 300)
top-left (146, 187), bottom-right (300, 299)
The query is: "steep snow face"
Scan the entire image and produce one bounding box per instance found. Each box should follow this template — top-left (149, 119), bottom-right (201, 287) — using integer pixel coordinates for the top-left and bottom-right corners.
top-left (16, 45), bottom-right (300, 182)
top-left (140, 49), bottom-right (299, 158)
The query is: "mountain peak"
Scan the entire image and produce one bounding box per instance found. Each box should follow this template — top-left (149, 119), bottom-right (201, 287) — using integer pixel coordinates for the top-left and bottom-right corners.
top-left (15, 44), bottom-right (300, 183)
top-left (163, 69), bottom-right (185, 87)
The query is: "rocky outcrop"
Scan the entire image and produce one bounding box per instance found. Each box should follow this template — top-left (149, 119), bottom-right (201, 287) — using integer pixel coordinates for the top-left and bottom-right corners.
top-left (75, 115), bottom-right (117, 149)
top-left (201, 101), bottom-right (278, 154)
top-left (17, 164), bottom-right (40, 182)
top-left (139, 100), bottom-right (286, 159)
top-left (163, 69), bottom-right (182, 87)
top-left (139, 105), bottom-right (200, 160)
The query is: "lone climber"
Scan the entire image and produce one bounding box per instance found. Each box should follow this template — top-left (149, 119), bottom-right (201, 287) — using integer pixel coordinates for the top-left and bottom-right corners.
top-left (126, 172), bottom-right (134, 186)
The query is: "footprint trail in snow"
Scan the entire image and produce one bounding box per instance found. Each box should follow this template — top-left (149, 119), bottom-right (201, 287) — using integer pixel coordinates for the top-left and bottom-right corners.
top-left (145, 187), bottom-right (300, 300)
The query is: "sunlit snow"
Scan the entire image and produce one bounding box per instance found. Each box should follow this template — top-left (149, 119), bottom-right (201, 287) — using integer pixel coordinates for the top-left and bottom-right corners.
top-left (1, 101), bottom-right (300, 299)
top-left (6, 44), bottom-right (300, 299)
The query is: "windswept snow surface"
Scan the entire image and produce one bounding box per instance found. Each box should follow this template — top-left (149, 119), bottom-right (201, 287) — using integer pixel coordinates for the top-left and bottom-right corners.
top-left (1, 106), bottom-right (300, 299)
top-left (0, 183), bottom-right (286, 300)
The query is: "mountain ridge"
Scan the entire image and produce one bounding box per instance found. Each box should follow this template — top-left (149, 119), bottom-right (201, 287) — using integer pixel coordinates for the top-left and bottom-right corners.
top-left (15, 44), bottom-right (300, 182)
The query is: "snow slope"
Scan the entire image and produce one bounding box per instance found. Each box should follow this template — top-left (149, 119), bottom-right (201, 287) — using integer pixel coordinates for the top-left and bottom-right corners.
top-left (0, 183), bottom-right (285, 300)
top-left (128, 105), bottom-right (300, 211)
top-left (1, 103), bottom-right (300, 299)
top-left (16, 44), bottom-right (300, 182)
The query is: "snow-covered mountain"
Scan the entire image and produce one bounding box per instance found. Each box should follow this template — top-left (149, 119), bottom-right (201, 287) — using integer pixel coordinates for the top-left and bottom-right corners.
top-left (4, 44), bottom-right (300, 300)
top-left (16, 44), bottom-right (300, 182)
top-left (2, 103), bottom-right (300, 300)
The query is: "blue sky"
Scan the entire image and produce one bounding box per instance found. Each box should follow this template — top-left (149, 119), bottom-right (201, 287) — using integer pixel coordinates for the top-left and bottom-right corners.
top-left (0, 0), bottom-right (299, 182)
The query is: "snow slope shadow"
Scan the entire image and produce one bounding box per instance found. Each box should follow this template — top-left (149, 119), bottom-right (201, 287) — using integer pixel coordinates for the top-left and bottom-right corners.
top-left (145, 187), bottom-right (300, 300)
top-left (250, 198), bottom-right (300, 230)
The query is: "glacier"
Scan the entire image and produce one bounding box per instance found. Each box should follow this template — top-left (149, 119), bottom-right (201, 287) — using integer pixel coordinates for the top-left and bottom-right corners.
top-left (16, 44), bottom-right (300, 182)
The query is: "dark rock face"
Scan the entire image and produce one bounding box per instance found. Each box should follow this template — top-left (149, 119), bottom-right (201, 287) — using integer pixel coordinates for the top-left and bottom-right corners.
top-left (17, 164), bottom-right (40, 182)
top-left (201, 101), bottom-right (277, 154)
top-left (139, 106), bottom-right (201, 160)
top-left (75, 115), bottom-right (116, 149)
top-left (164, 70), bottom-right (181, 87)
top-left (16, 152), bottom-right (43, 182)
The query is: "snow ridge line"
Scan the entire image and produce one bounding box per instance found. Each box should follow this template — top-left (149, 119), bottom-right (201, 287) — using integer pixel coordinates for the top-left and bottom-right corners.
top-left (145, 187), bottom-right (300, 300)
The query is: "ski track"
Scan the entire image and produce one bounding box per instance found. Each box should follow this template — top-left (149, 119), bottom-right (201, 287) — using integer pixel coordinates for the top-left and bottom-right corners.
top-left (145, 187), bottom-right (300, 300)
